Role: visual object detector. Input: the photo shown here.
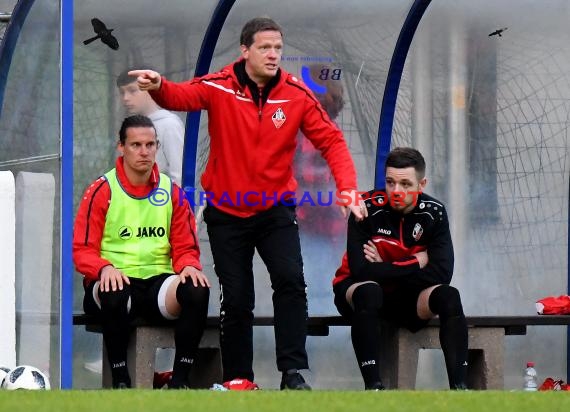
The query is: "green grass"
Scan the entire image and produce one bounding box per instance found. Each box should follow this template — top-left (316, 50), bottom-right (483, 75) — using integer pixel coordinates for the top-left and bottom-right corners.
top-left (1, 390), bottom-right (570, 412)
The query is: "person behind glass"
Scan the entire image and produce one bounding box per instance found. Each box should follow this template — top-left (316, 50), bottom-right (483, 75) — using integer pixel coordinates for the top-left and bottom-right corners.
top-left (73, 115), bottom-right (210, 389)
top-left (129, 17), bottom-right (367, 390)
top-left (116, 68), bottom-right (184, 186)
top-left (333, 147), bottom-right (468, 390)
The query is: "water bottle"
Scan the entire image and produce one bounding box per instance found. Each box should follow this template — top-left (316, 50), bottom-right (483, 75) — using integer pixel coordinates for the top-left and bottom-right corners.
top-left (523, 361), bottom-right (538, 391)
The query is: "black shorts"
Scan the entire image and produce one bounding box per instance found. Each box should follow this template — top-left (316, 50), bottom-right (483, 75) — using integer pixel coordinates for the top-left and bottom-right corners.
top-left (333, 277), bottom-right (430, 333)
top-left (83, 273), bottom-right (177, 323)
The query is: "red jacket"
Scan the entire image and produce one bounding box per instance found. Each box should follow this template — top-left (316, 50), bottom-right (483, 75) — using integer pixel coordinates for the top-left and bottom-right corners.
top-left (73, 157), bottom-right (202, 283)
top-left (150, 59), bottom-right (357, 217)
top-left (333, 190), bottom-right (453, 291)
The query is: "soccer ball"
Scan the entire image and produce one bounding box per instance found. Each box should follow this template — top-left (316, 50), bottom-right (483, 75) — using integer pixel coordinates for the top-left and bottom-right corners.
top-left (0, 366), bottom-right (11, 387)
top-left (1, 365), bottom-right (50, 390)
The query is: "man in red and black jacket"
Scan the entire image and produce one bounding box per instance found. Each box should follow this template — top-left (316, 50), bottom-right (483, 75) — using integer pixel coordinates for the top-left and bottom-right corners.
top-left (333, 147), bottom-right (468, 390)
top-left (129, 17), bottom-right (367, 390)
top-left (74, 115), bottom-right (210, 389)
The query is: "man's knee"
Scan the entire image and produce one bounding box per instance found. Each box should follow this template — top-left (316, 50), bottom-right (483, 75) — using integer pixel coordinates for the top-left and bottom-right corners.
top-left (218, 281), bottom-right (255, 314)
top-left (271, 268), bottom-right (306, 295)
top-left (218, 288), bottom-right (255, 321)
top-left (351, 282), bottom-right (383, 314)
top-left (99, 285), bottom-right (131, 314)
top-left (176, 281), bottom-right (210, 309)
top-left (428, 285), bottom-right (464, 318)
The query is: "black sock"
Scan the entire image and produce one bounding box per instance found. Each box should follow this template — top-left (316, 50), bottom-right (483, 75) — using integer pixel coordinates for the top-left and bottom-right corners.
top-left (429, 285), bottom-right (468, 389)
top-left (170, 355), bottom-right (194, 387)
top-left (110, 362), bottom-right (131, 388)
top-left (351, 312), bottom-right (381, 387)
top-left (350, 283), bottom-right (383, 388)
top-left (440, 314), bottom-right (468, 388)
top-left (99, 286), bottom-right (131, 387)
top-left (171, 282), bottom-right (210, 386)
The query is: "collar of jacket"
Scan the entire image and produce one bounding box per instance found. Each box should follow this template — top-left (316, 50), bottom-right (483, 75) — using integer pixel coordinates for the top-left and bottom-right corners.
top-left (114, 156), bottom-right (160, 197)
top-left (233, 59), bottom-right (281, 107)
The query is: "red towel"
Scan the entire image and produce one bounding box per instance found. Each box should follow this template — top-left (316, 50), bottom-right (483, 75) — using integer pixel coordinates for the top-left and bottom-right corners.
top-left (536, 295), bottom-right (570, 315)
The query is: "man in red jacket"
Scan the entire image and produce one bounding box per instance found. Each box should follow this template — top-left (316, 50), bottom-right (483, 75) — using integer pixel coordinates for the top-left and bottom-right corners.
top-left (73, 115), bottom-right (210, 389)
top-left (129, 17), bottom-right (366, 390)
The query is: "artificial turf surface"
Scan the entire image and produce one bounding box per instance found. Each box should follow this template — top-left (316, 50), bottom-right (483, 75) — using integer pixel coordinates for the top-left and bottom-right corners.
top-left (1, 390), bottom-right (570, 412)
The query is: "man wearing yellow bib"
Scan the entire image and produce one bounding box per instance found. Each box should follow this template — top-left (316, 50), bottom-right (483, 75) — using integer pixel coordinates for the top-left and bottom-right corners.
top-left (73, 115), bottom-right (210, 389)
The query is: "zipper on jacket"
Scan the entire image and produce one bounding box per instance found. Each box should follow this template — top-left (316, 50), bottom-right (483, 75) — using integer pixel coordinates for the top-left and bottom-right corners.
top-left (258, 87), bottom-right (263, 121)
top-left (400, 217), bottom-right (404, 245)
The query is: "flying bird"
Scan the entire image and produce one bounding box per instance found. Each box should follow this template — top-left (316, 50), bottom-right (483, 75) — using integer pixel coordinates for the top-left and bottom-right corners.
top-left (83, 18), bottom-right (119, 50)
top-left (488, 27), bottom-right (508, 37)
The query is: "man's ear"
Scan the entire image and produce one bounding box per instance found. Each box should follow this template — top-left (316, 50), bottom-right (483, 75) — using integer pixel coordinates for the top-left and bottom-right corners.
top-left (240, 44), bottom-right (249, 59)
top-left (117, 140), bottom-right (124, 155)
top-left (419, 177), bottom-right (427, 192)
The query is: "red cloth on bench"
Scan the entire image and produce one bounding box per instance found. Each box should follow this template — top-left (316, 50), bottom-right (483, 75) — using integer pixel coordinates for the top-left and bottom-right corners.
top-left (536, 295), bottom-right (570, 315)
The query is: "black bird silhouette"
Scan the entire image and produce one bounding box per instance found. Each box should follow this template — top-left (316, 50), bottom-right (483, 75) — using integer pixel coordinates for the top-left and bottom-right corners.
top-left (83, 18), bottom-right (119, 50)
top-left (488, 27), bottom-right (508, 37)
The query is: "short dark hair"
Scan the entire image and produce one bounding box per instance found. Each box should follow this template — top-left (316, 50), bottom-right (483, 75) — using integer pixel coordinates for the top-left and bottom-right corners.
top-left (385, 147), bottom-right (426, 179)
top-left (118, 115), bottom-right (156, 144)
top-left (240, 17), bottom-right (283, 47)
top-left (116, 66), bottom-right (155, 87)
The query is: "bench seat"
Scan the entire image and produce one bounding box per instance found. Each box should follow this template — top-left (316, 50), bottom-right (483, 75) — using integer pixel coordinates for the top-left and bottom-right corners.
top-left (73, 313), bottom-right (570, 389)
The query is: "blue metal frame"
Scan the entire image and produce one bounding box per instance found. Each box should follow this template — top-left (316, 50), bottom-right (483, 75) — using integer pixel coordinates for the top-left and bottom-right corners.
top-left (374, 0), bottom-right (432, 187)
top-left (61, 0), bottom-right (74, 389)
top-left (0, 0), bottom-right (34, 118)
top-left (182, 0), bottom-right (237, 206)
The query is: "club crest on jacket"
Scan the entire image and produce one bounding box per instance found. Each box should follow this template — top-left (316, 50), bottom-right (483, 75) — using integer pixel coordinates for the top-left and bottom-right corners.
top-left (412, 223), bottom-right (423, 241)
top-left (272, 107), bottom-right (286, 128)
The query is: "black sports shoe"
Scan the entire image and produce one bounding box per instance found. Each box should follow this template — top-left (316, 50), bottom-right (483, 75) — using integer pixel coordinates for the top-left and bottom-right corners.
top-left (280, 369), bottom-right (311, 390)
top-left (111, 368), bottom-right (131, 389)
top-left (451, 383), bottom-right (468, 390)
top-left (365, 381), bottom-right (386, 391)
top-left (113, 381), bottom-right (131, 389)
top-left (167, 381), bottom-right (190, 390)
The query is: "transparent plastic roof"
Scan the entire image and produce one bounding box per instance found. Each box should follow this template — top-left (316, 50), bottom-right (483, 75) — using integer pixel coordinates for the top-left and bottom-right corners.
top-left (211, 0), bottom-right (415, 189)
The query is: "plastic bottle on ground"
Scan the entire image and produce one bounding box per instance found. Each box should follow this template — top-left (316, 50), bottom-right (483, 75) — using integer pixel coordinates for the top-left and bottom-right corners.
top-left (523, 361), bottom-right (538, 391)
